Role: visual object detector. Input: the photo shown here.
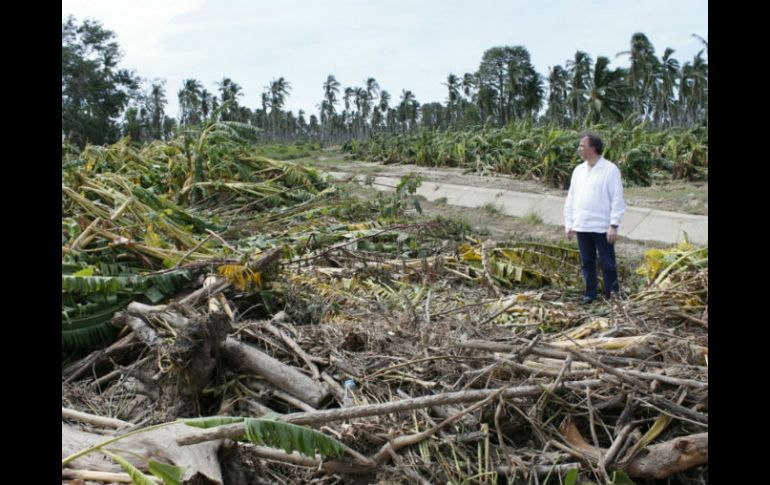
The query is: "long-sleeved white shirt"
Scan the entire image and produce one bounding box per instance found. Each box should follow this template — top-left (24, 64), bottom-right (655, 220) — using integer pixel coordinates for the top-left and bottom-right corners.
top-left (563, 157), bottom-right (626, 233)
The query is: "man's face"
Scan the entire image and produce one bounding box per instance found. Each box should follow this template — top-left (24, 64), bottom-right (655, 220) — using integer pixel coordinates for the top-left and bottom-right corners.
top-left (578, 137), bottom-right (596, 160)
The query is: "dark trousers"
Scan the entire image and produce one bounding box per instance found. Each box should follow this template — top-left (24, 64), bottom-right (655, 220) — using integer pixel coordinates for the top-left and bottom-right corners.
top-left (576, 232), bottom-right (619, 299)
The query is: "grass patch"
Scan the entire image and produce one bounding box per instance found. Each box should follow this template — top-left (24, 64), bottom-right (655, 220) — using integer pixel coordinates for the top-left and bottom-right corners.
top-left (522, 211), bottom-right (544, 225)
top-left (482, 202), bottom-right (503, 216)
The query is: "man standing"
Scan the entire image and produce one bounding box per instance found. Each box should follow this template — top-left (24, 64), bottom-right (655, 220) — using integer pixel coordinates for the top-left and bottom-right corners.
top-left (564, 133), bottom-right (626, 304)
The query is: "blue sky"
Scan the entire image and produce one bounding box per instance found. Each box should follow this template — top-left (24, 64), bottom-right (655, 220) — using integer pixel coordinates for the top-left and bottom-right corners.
top-left (61, 0), bottom-right (708, 120)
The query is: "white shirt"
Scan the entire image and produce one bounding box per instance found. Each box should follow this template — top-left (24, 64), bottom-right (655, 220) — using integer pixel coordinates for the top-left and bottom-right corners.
top-left (563, 157), bottom-right (626, 233)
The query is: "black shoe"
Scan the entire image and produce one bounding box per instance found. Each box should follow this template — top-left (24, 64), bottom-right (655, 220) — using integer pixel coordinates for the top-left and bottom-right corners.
top-left (581, 296), bottom-right (595, 305)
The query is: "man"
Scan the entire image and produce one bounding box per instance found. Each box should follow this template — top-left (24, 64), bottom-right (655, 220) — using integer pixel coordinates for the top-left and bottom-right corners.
top-left (563, 133), bottom-right (626, 304)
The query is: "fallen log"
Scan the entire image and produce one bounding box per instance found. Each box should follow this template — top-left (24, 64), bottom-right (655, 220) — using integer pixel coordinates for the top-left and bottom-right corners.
top-left (625, 432), bottom-right (708, 479)
top-left (561, 420), bottom-right (707, 479)
top-left (221, 338), bottom-right (330, 408)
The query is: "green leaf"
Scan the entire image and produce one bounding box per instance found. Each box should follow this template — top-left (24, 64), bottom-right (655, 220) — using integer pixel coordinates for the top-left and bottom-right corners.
top-left (242, 418), bottom-right (345, 458)
top-left (61, 294), bottom-right (134, 352)
top-left (144, 286), bottom-right (166, 304)
top-left (611, 470), bottom-right (635, 485)
top-left (564, 468), bottom-right (578, 485)
top-left (148, 459), bottom-right (185, 485)
top-left (101, 450), bottom-right (156, 485)
top-left (185, 416), bottom-right (345, 459)
top-left (73, 267), bottom-right (95, 277)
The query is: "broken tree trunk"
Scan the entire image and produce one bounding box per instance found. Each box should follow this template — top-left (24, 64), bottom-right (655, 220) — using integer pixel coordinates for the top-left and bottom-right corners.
top-left (561, 420), bottom-right (708, 479)
top-left (221, 337), bottom-right (330, 408)
top-left (123, 300), bottom-right (330, 410)
top-left (625, 432), bottom-right (708, 479)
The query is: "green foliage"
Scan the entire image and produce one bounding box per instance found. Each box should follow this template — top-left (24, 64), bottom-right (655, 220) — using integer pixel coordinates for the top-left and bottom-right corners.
top-left (343, 122), bottom-right (707, 188)
top-left (62, 16), bottom-right (140, 148)
top-left (369, 172), bottom-right (425, 219)
top-left (183, 416), bottom-right (346, 459)
top-left (61, 266), bottom-right (192, 352)
top-left (101, 450), bottom-right (158, 485)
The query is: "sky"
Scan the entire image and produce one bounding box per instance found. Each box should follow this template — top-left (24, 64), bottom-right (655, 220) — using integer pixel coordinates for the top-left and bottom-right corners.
top-left (61, 0), bottom-right (708, 121)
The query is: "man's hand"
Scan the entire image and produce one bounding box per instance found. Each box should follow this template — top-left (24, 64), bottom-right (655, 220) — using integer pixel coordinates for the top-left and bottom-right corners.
top-left (607, 226), bottom-right (617, 244)
top-left (567, 229), bottom-right (574, 241)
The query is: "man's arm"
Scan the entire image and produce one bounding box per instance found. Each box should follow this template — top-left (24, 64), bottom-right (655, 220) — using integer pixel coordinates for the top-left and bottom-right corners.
top-left (607, 166), bottom-right (626, 243)
top-left (564, 169), bottom-right (577, 240)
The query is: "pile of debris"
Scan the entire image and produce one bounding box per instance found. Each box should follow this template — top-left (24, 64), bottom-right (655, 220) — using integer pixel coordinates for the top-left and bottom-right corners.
top-left (62, 135), bottom-right (707, 485)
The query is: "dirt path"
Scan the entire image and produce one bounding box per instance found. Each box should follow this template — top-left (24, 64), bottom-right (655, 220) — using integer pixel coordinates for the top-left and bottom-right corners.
top-left (310, 153), bottom-right (708, 216)
top-left (298, 151), bottom-right (707, 266)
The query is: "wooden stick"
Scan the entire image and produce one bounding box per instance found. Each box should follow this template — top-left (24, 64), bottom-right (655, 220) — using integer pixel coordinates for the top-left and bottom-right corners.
top-left (205, 229), bottom-right (243, 255)
top-left (621, 369), bottom-right (707, 389)
top-left (176, 379), bottom-right (607, 446)
top-left (603, 423), bottom-right (634, 468)
top-left (173, 233), bottom-right (213, 268)
top-left (113, 314), bottom-right (158, 346)
top-left (564, 347), bottom-right (647, 391)
top-left (62, 469), bottom-right (161, 483)
top-left (260, 313), bottom-right (321, 379)
top-left (272, 389), bottom-right (317, 413)
top-left (496, 463), bottom-right (581, 477)
top-left (61, 407), bottom-right (131, 430)
top-left (69, 217), bottom-right (102, 251)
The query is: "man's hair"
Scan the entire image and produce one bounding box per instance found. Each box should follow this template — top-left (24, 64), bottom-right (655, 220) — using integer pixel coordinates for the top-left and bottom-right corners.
top-left (581, 132), bottom-right (603, 155)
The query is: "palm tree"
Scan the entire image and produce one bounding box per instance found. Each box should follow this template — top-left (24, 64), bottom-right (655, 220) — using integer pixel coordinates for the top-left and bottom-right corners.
top-left (687, 52), bottom-right (708, 125)
top-left (567, 51), bottom-right (593, 124)
top-left (200, 89), bottom-right (214, 122)
top-left (585, 57), bottom-right (631, 125)
top-left (546, 65), bottom-right (570, 126)
top-left (617, 33), bottom-right (659, 120)
top-left (378, 90), bottom-right (391, 133)
top-left (147, 81), bottom-right (167, 140)
top-left (217, 77), bottom-right (243, 121)
top-left (521, 72), bottom-right (544, 121)
top-left (342, 87), bottom-right (355, 136)
top-left (379, 90), bottom-right (391, 112)
top-left (476, 85), bottom-right (498, 125)
top-left (297, 109), bottom-right (307, 139)
top-left (267, 77), bottom-right (291, 136)
top-left (178, 79), bottom-right (203, 126)
top-left (462, 73), bottom-right (476, 100)
top-left (692, 34), bottom-right (708, 58)
top-left (354, 88), bottom-right (371, 136)
top-left (652, 48), bottom-right (680, 127)
top-left (321, 75), bottom-right (340, 140)
top-left (504, 47), bottom-right (540, 121)
top-left (365, 77), bottom-right (380, 101)
top-left (398, 90), bottom-right (419, 132)
top-left (443, 73), bottom-right (461, 126)
top-left (363, 78), bottom-right (379, 135)
top-left (675, 50), bottom-right (708, 127)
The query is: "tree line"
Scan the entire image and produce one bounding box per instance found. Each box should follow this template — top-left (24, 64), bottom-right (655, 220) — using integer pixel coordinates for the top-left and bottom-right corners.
top-left (63, 16), bottom-right (707, 148)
